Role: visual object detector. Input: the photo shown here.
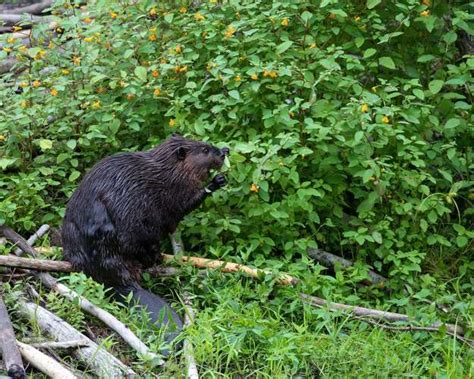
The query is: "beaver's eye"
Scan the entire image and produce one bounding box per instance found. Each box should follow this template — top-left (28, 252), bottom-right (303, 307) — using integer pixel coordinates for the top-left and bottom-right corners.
top-left (202, 147), bottom-right (209, 154)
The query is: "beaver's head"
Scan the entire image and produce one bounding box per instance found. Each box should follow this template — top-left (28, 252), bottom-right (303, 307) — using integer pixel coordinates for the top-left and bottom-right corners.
top-left (151, 134), bottom-right (229, 183)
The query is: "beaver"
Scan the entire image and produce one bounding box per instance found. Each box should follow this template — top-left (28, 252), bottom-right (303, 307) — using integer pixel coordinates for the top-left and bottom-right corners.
top-left (61, 134), bottom-right (229, 351)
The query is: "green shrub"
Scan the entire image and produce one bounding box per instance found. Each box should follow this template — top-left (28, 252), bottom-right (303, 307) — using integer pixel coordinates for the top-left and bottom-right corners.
top-left (0, 0), bottom-right (472, 293)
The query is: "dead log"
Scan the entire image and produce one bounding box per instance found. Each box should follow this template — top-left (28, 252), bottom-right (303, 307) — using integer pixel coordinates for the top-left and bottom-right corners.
top-left (0, 297), bottom-right (25, 379)
top-left (0, 14), bottom-right (51, 26)
top-left (16, 341), bottom-right (78, 379)
top-left (0, 0), bottom-right (53, 15)
top-left (0, 255), bottom-right (72, 272)
top-left (16, 298), bottom-right (136, 378)
top-left (307, 248), bottom-right (386, 285)
top-left (28, 339), bottom-right (89, 349)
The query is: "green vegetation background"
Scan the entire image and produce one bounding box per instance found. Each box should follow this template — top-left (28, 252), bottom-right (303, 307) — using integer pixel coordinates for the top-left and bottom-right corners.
top-left (0, 0), bottom-right (473, 376)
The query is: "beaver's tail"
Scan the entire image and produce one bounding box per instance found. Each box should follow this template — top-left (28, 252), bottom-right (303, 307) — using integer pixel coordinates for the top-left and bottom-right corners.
top-left (114, 284), bottom-right (183, 354)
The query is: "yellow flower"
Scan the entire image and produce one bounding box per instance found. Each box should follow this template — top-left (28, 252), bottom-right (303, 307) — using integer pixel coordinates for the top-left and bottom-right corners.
top-left (169, 118), bottom-right (176, 127)
top-left (371, 86), bottom-right (377, 92)
top-left (194, 12), bottom-right (205, 21)
top-left (281, 18), bottom-right (289, 27)
top-left (149, 33), bottom-right (157, 41)
top-left (18, 45), bottom-right (28, 53)
top-left (83, 17), bottom-right (92, 24)
top-left (420, 10), bottom-right (430, 17)
top-left (84, 37), bottom-right (94, 42)
top-left (72, 56), bottom-right (81, 65)
top-left (0, 135), bottom-right (5, 142)
top-left (48, 41), bottom-right (54, 49)
top-left (34, 50), bottom-right (46, 60)
top-left (50, 88), bottom-right (58, 96)
top-left (235, 75), bottom-right (241, 82)
top-left (175, 65), bottom-right (188, 73)
top-left (110, 11), bottom-right (118, 19)
top-left (32, 80), bottom-right (41, 88)
top-left (13, 26), bottom-right (22, 32)
top-left (309, 43), bottom-right (317, 49)
top-left (269, 71), bottom-right (278, 78)
top-left (61, 69), bottom-right (70, 75)
top-left (154, 88), bottom-right (161, 96)
top-left (361, 104), bottom-right (369, 113)
top-left (382, 116), bottom-right (390, 124)
top-left (91, 100), bottom-right (101, 109)
top-left (96, 87), bottom-right (106, 94)
top-left (2, 47), bottom-right (12, 53)
top-left (19, 82), bottom-right (28, 88)
top-left (422, 0), bottom-right (431, 5)
top-left (149, 8), bottom-right (157, 17)
top-left (152, 70), bottom-right (159, 78)
top-left (7, 37), bottom-right (15, 44)
top-left (179, 7), bottom-right (187, 13)
top-left (251, 73), bottom-right (258, 80)
top-left (250, 183), bottom-right (259, 193)
top-left (175, 45), bottom-right (182, 53)
top-left (224, 25), bottom-right (236, 39)
top-left (20, 100), bottom-right (29, 108)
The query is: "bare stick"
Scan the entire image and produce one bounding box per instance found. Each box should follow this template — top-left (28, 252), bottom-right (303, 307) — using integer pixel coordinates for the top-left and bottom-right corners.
top-left (0, 297), bottom-right (25, 379)
top-left (16, 298), bottom-right (136, 378)
top-left (0, 14), bottom-right (52, 26)
top-left (16, 341), bottom-right (78, 379)
top-left (170, 233), bottom-right (199, 379)
top-left (307, 248), bottom-right (386, 285)
top-left (28, 340), bottom-right (89, 349)
top-left (0, 255), bottom-right (73, 272)
top-left (14, 224), bottom-right (49, 256)
top-left (162, 254), bottom-right (298, 286)
top-left (300, 293), bottom-right (465, 336)
top-left (2, 225), bottom-right (162, 363)
top-left (0, 0), bottom-right (53, 15)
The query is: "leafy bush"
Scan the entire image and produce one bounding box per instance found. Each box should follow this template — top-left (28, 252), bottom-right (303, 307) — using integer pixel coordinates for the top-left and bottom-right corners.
top-left (0, 0), bottom-right (473, 295)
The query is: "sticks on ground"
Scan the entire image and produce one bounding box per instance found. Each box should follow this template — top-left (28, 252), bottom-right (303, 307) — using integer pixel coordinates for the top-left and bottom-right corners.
top-left (0, 296), bottom-right (25, 379)
top-left (16, 341), bottom-right (78, 379)
top-left (307, 248), bottom-right (386, 286)
top-left (0, 0), bottom-right (53, 15)
top-left (0, 254), bottom-right (73, 272)
top-left (28, 339), bottom-right (89, 349)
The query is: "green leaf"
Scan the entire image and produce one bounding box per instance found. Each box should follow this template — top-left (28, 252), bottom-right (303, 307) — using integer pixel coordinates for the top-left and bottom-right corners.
top-left (372, 231), bottom-right (383, 244)
top-left (428, 80), bottom-right (444, 94)
top-left (444, 118), bottom-right (460, 129)
top-left (276, 41), bottom-right (293, 54)
top-left (134, 66), bottom-right (147, 82)
top-left (413, 88), bottom-right (425, 100)
top-left (379, 56), bottom-right (396, 70)
top-left (39, 139), bottom-right (53, 150)
top-left (456, 236), bottom-right (468, 248)
top-left (164, 13), bottom-right (174, 23)
top-left (69, 171), bottom-right (81, 182)
top-left (0, 158), bottom-right (17, 170)
top-left (363, 48), bottom-right (376, 58)
top-left (367, 0), bottom-right (381, 9)
top-left (66, 140), bottom-right (77, 150)
top-left (228, 90), bottom-right (240, 100)
top-left (301, 11), bottom-right (313, 23)
top-left (27, 47), bottom-right (41, 58)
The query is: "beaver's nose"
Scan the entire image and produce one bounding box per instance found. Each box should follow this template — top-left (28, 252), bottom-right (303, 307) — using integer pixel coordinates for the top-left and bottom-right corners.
top-left (221, 147), bottom-right (230, 156)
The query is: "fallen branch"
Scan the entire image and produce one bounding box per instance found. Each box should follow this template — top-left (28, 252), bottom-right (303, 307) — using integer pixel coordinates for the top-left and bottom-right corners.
top-left (0, 0), bottom-right (53, 15)
top-left (14, 224), bottom-right (50, 256)
top-left (0, 254), bottom-right (73, 272)
top-left (0, 14), bottom-right (52, 26)
top-left (307, 248), bottom-right (386, 285)
top-left (28, 339), bottom-right (89, 349)
top-left (300, 293), bottom-right (465, 336)
top-left (0, 296), bottom-right (25, 379)
top-left (16, 298), bottom-right (136, 378)
top-left (1, 225), bottom-right (162, 363)
top-left (16, 341), bottom-right (78, 379)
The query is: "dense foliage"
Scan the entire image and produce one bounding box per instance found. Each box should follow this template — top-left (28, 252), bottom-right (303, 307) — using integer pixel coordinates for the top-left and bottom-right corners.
top-left (0, 0), bottom-right (473, 375)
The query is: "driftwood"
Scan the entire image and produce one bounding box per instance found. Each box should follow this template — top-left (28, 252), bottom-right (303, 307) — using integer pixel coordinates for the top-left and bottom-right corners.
top-left (300, 293), bottom-right (466, 336)
top-left (1, 225), bottom-right (161, 363)
top-left (28, 339), bottom-right (89, 349)
top-left (0, 0), bottom-right (53, 15)
top-left (307, 248), bottom-right (386, 285)
top-left (16, 298), bottom-right (136, 378)
top-left (0, 13), bottom-right (51, 26)
top-left (0, 254), bottom-right (73, 272)
top-left (16, 341), bottom-right (78, 379)
top-left (0, 297), bottom-right (25, 379)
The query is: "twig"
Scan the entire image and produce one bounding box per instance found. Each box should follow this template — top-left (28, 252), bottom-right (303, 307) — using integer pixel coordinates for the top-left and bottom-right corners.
top-left (0, 255), bottom-right (73, 272)
top-left (353, 316), bottom-right (474, 348)
top-left (307, 248), bottom-right (386, 285)
top-left (0, 14), bottom-right (52, 26)
top-left (0, 0), bottom-right (53, 15)
top-left (300, 293), bottom-right (465, 336)
top-left (16, 297), bottom-right (136, 378)
top-left (16, 341), bottom-right (78, 379)
top-left (14, 224), bottom-right (50, 256)
top-left (28, 339), bottom-right (89, 349)
top-left (0, 296), bottom-right (25, 379)
top-left (1, 225), bottom-right (162, 364)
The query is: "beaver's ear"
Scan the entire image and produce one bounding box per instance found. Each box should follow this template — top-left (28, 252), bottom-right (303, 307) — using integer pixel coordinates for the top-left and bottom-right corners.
top-left (176, 146), bottom-right (186, 160)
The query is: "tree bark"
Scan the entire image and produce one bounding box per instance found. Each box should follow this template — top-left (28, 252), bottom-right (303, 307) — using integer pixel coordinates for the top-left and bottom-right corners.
top-left (0, 297), bottom-right (25, 379)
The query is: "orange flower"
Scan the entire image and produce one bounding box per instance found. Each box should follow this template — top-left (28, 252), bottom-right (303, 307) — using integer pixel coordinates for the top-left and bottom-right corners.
top-left (251, 73), bottom-right (258, 80)
top-left (72, 56), bottom-right (81, 65)
top-left (91, 100), bottom-right (101, 109)
top-left (32, 80), bottom-right (41, 88)
top-left (422, 0), bottom-right (431, 5)
top-left (0, 135), bottom-right (6, 142)
top-left (152, 70), bottom-right (159, 78)
top-left (169, 118), bottom-right (176, 127)
top-left (250, 183), bottom-right (259, 193)
top-left (235, 75), bottom-right (241, 82)
top-left (382, 116), bottom-right (390, 124)
top-left (110, 11), bottom-right (118, 19)
top-left (149, 33), bottom-right (157, 41)
top-left (19, 82), bottom-right (28, 88)
top-left (149, 8), bottom-right (157, 17)
top-left (153, 88), bottom-right (161, 96)
top-left (175, 65), bottom-right (188, 73)
top-left (269, 71), bottom-right (278, 78)
top-left (281, 18), bottom-right (289, 26)
top-left (420, 10), bottom-right (430, 17)
top-left (50, 88), bottom-right (58, 96)
top-left (83, 17), bottom-right (92, 24)
top-left (179, 7), bottom-right (187, 13)
top-left (224, 25), bottom-right (236, 39)
top-left (361, 104), bottom-right (369, 113)
top-left (175, 45), bottom-right (182, 53)
top-left (127, 93), bottom-right (134, 100)
top-left (194, 12), bottom-right (205, 21)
